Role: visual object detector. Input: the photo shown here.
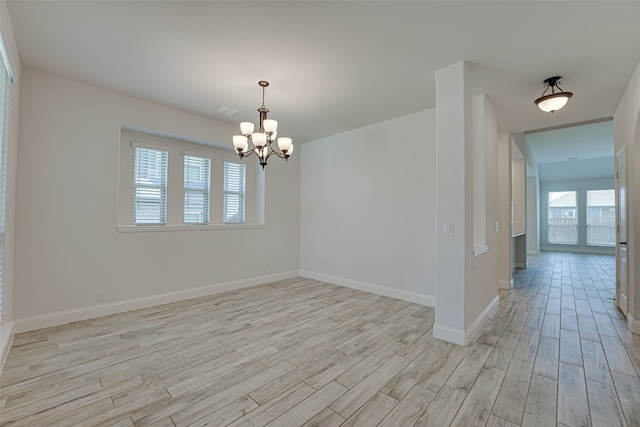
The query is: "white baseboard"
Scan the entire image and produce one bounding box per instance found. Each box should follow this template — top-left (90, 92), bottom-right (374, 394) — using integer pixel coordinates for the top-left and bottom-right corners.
top-left (13, 271), bottom-right (298, 334)
top-left (432, 323), bottom-right (466, 346)
top-left (1, 321), bottom-right (14, 373)
top-left (466, 294), bottom-right (501, 343)
top-left (433, 294), bottom-right (500, 346)
top-left (498, 279), bottom-right (513, 290)
top-left (628, 314), bottom-right (640, 335)
top-left (299, 270), bottom-right (435, 307)
top-left (527, 250), bottom-right (538, 256)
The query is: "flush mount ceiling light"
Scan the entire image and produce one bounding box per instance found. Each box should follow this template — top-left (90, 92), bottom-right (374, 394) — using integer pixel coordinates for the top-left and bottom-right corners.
top-left (534, 76), bottom-right (573, 113)
top-left (232, 81), bottom-right (293, 169)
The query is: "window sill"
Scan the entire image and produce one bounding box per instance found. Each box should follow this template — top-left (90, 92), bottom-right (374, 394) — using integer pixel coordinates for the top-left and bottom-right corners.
top-left (116, 223), bottom-right (265, 233)
top-left (473, 245), bottom-right (489, 257)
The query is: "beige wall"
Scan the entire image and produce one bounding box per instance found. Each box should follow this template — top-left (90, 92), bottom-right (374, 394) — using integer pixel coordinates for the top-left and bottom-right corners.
top-left (466, 94), bottom-right (500, 331)
top-left (299, 109), bottom-right (437, 305)
top-left (14, 69), bottom-right (300, 321)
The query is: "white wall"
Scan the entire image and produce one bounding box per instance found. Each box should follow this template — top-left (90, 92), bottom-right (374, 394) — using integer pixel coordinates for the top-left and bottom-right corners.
top-left (614, 59), bottom-right (640, 332)
top-left (14, 69), bottom-right (300, 323)
top-left (0, 0), bottom-right (22, 367)
top-left (299, 109), bottom-right (436, 305)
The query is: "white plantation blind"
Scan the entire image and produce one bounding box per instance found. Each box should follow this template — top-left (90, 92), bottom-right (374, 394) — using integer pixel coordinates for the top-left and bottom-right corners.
top-left (134, 147), bottom-right (168, 224)
top-left (0, 38), bottom-right (12, 321)
top-left (184, 154), bottom-right (211, 224)
top-left (223, 161), bottom-right (246, 224)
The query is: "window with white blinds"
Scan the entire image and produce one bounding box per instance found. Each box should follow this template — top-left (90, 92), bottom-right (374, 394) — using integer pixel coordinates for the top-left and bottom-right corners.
top-left (134, 147), bottom-right (168, 225)
top-left (184, 154), bottom-right (211, 224)
top-left (223, 161), bottom-right (246, 224)
top-left (119, 129), bottom-right (261, 229)
top-left (0, 40), bottom-right (12, 321)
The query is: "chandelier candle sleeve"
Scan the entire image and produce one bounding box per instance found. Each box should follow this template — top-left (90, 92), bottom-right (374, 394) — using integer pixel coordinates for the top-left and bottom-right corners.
top-left (240, 122), bottom-right (254, 136)
top-left (232, 81), bottom-right (293, 169)
top-left (252, 132), bottom-right (267, 148)
top-left (233, 135), bottom-right (248, 153)
top-left (278, 137), bottom-right (293, 153)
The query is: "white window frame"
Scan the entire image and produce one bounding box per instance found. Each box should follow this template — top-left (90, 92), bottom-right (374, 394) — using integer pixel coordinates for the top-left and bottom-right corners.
top-left (183, 152), bottom-right (212, 225)
top-left (133, 146), bottom-right (169, 225)
top-left (0, 36), bottom-right (14, 321)
top-left (117, 129), bottom-right (263, 232)
top-left (223, 161), bottom-right (246, 224)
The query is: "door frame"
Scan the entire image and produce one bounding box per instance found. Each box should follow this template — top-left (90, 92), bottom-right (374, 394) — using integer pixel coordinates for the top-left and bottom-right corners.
top-left (615, 145), bottom-right (628, 316)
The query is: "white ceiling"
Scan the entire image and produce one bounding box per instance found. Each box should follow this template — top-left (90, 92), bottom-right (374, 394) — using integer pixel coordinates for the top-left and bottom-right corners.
top-left (7, 1), bottom-right (640, 144)
top-left (525, 120), bottom-right (615, 182)
top-left (525, 120), bottom-right (614, 164)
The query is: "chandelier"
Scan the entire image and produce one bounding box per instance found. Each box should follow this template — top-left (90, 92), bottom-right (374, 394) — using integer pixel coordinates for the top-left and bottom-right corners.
top-left (232, 81), bottom-right (294, 169)
top-left (534, 76), bottom-right (573, 113)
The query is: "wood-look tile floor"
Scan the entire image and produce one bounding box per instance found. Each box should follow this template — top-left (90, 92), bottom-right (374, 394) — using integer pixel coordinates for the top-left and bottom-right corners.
top-left (1, 252), bottom-right (639, 426)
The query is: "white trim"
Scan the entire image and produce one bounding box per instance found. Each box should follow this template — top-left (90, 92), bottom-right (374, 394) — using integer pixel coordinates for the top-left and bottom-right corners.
top-left (628, 314), bottom-right (640, 335)
top-left (122, 123), bottom-right (233, 152)
top-left (433, 323), bottom-right (466, 345)
top-left (473, 245), bottom-right (489, 257)
top-left (527, 250), bottom-right (538, 256)
top-left (13, 271), bottom-right (298, 334)
top-left (466, 294), bottom-right (500, 344)
top-left (0, 32), bottom-right (15, 83)
top-left (433, 294), bottom-right (500, 346)
top-left (299, 270), bottom-right (435, 307)
top-left (181, 149), bottom-right (215, 159)
top-left (498, 279), bottom-right (513, 290)
top-left (539, 245), bottom-right (615, 256)
top-left (0, 321), bottom-right (14, 373)
top-left (116, 223), bottom-right (265, 232)
top-left (130, 140), bottom-right (173, 152)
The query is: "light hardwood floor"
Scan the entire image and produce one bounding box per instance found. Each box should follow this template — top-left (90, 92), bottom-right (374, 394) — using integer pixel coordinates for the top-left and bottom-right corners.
top-left (1, 252), bottom-right (639, 426)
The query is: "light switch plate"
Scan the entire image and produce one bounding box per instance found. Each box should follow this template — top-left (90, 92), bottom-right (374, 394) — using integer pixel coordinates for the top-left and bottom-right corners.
top-left (444, 222), bottom-right (454, 236)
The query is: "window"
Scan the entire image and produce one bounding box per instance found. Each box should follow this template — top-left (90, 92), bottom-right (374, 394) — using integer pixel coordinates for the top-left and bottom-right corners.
top-left (223, 161), bottom-right (246, 224)
top-left (587, 189), bottom-right (615, 246)
top-left (0, 41), bottom-right (12, 321)
top-left (134, 147), bottom-right (168, 225)
top-left (184, 154), bottom-right (211, 224)
top-left (548, 191), bottom-right (577, 244)
top-left (119, 129), bottom-right (262, 229)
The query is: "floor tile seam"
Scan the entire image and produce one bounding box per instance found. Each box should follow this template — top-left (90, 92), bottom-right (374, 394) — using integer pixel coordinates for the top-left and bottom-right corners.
top-left (1, 346), bottom-right (159, 391)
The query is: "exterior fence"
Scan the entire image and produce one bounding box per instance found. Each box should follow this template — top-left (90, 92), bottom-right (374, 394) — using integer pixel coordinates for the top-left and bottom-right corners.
top-left (548, 217), bottom-right (615, 246)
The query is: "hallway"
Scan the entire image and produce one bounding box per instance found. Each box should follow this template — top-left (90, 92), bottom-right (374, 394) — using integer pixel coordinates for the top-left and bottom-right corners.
top-left (487, 251), bottom-right (639, 426)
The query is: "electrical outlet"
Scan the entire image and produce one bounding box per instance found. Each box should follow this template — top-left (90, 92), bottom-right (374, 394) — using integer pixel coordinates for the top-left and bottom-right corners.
top-left (96, 290), bottom-right (106, 303)
top-left (396, 278), bottom-right (402, 288)
top-left (268, 265), bottom-right (273, 273)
